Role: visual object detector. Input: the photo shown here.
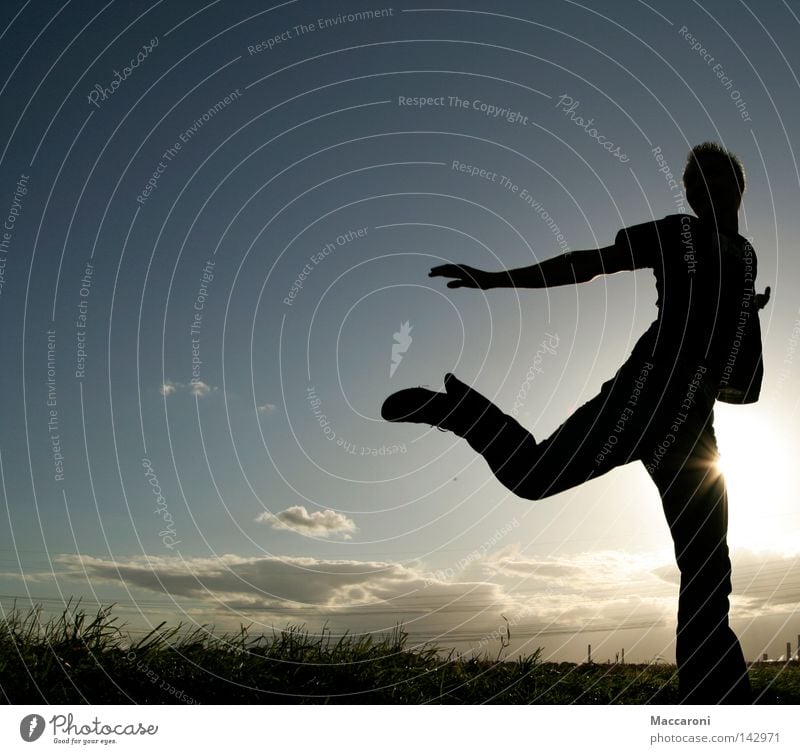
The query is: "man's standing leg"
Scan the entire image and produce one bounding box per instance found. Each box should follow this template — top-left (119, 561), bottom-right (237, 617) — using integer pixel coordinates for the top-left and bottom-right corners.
top-left (651, 426), bottom-right (751, 704)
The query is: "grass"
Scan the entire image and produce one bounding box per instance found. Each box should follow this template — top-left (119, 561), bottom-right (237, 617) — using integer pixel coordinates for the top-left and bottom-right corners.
top-left (1, 603), bottom-right (798, 704)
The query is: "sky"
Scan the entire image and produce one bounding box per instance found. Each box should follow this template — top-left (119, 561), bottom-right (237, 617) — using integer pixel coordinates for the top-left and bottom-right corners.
top-left (1, 0), bottom-right (800, 666)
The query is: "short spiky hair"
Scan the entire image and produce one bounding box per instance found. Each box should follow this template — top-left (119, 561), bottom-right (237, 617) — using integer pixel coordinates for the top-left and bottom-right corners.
top-left (683, 141), bottom-right (746, 195)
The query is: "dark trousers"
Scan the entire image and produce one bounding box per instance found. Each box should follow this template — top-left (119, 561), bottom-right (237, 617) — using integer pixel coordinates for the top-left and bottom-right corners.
top-left (460, 359), bottom-right (752, 704)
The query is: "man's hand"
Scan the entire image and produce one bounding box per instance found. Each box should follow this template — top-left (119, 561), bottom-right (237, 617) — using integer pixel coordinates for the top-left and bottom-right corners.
top-left (429, 264), bottom-right (494, 289)
top-left (755, 286), bottom-right (771, 310)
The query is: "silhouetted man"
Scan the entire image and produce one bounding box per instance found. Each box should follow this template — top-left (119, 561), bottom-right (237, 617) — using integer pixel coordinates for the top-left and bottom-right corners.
top-left (383, 142), bottom-right (770, 704)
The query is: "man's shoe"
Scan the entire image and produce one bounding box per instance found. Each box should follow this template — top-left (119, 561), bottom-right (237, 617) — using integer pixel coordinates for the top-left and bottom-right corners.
top-left (383, 375), bottom-right (507, 441)
top-left (444, 372), bottom-right (470, 399)
top-left (381, 388), bottom-right (453, 426)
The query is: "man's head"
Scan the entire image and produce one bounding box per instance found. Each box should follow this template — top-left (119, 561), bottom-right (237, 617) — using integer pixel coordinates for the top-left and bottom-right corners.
top-left (683, 142), bottom-right (745, 219)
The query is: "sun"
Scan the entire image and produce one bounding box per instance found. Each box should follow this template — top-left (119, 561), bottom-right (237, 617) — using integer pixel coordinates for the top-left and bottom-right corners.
top-left (713, 404), bottom-right (793, 550)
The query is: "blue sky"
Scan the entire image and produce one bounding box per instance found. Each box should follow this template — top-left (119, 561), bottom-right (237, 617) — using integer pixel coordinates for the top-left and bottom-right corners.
top-left (1, 0), bottom-right (800, 663)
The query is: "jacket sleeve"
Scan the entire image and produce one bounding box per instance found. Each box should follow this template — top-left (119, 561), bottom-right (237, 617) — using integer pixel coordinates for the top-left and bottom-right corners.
top-left (613, 217), bottom-right (676, 270)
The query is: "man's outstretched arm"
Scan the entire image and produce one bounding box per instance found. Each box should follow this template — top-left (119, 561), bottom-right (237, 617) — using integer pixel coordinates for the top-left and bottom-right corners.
top-left (429, 244), bottom-right (635, 290)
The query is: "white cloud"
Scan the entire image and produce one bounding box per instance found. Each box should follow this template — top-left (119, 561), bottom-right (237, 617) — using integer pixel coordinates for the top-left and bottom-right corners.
top-left (51, 547), bottom-right (672, 645)
top-left (256, 505), bottom-right (356, 539)
top-left (476, 545), bottom-right (678, 631)
top-left (189, 380), bottom-right (212, 397)
top-left (257, 403), bottom-right (277, 414)
top-left (160, 381), bottom-right (179, 396)
top-left (53, 553), bottom-right (526, 645)
top-left (48, 544), bottom-right (800, 661)
top-left (160, 380), bottom-right (217, 398)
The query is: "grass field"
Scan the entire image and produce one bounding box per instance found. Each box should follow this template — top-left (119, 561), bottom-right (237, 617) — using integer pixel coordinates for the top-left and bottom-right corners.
top-left (1, 604), bottom-right (798, 704)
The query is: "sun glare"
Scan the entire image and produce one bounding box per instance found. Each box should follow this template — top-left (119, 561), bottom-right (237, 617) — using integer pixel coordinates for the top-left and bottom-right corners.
top-left (713, 405), bottom-right (794, 550)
